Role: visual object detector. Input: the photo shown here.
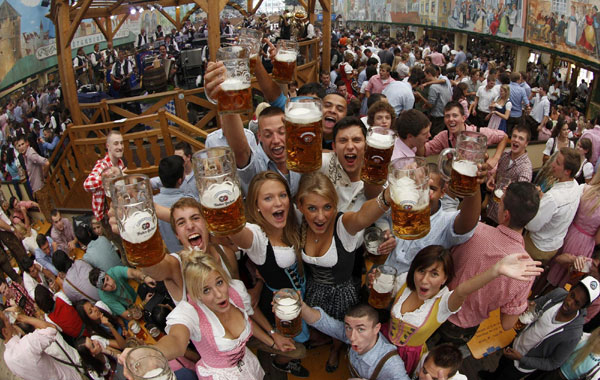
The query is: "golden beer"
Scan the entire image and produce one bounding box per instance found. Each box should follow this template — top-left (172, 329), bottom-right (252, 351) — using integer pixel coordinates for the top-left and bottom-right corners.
top-left (391, 202), bottom-right (430, 240)
top-left (273, 56), bottom-right (297, 83)
top-left (200, 182), bottom-right (246, 236)
top-left (449, 160), bottom-right (479, 197)
top-left (368, 289), bottom-right (393, 309)
top-left (249, 54), bottom-right (258, 75)
top-left (285, 99), bottom-right (323, 173)
top-left (121, 218), bottom-right (166, 267)
top-left (217, 79), bottom-right (253, 115)
top-left (274, 289), bottom-right (302, 338)
top-left (493, 188), bottom-right (504, 203)
top-left (368, 265), bottom-right (396, 309)
top-left (361, 128), bottom-right (396, 185)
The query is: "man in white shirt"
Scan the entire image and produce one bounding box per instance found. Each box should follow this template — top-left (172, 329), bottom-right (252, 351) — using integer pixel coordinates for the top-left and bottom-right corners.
top-left (469, 70), bottom-right (500, 129)
top-left (525, 147), bottom-right (582, 264)
top-left (548, 80), bottom-right (560, 103)
top-left (526, 87), bottom-right (550, 140)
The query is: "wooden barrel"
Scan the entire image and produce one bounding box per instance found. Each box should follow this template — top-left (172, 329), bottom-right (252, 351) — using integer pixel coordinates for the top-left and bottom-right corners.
top-left (143, 67), bottom-right (167, 93)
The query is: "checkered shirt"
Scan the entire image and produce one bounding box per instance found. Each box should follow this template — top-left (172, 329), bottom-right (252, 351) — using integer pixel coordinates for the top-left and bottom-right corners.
top-left (83, 153), bottom-right (125, 220)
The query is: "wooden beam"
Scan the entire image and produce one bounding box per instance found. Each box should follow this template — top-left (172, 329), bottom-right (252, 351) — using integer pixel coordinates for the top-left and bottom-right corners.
top-left (66, 0), bottom-right (94, 47)
top-left (204, 0), bottom-right (228, 62)
top-left (247, 0), bottom-right (252, 13)
top-left (320, 0), bottom-right (331, 73)
top-left (105, 15), bottom-right (113, 42)
top-left (158, 7), bottom-right (180, 30)
top-left (93, 17), bottom-right (109, 41)
top-left (112, 13), bottom-right (129, 37)
top-left (308, 0), bottom-right (316, 24)
top-left (181, 4), bottom-right (200, 24)
top-left (175, 5), bottom-right (181, 26)
top-left (298, 0), bottom-right (307, 10)
top-left (250, 0), bottom-right (263, 14)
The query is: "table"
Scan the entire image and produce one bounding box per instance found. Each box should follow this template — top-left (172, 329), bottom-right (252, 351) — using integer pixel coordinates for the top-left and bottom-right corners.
top-left (32, 220), bottom-right (51, 236)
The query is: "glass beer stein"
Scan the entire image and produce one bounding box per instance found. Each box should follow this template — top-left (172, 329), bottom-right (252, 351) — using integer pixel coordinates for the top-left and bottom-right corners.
top-left (368, 265), bottom-right (397, 309)
top-left (273, 288), bottom-right (302, 338)
top-left (238, 28), bottom-right (263, 75)
top-left (193, 147), bottom-right (246, 236)
top-left (216, 47), bottom-right (252, 115)
top-left (125, 346), bottom-right (175, 380)
top-left (285, 97), bottom-right (323, 173)
top-left (388, 157), bottom-right (431, 240)
top-left (493, 176), bottom-right (512, 203)
top-left (111, 175), bottom-right (165, 267)
top-left (361, 127), bottom-right (397, 185)
top-left (364, 226), bottom-right (387, 265)
top-left (438, 131), bottom-right (487, 197)
top-left (101, 166), bottom-right (123, 210)
top-left (273, 40), bottom-right (298, 84)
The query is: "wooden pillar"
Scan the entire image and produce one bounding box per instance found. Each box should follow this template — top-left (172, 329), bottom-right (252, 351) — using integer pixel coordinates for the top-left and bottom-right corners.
top-left (206, 0), bottom-right (227, 61)
top-left (56, 0), bottom-right (83, 125)
top-left (319, 0), bottom-right (331, 73)
top-left (106, 16), bottom-right (114, 43)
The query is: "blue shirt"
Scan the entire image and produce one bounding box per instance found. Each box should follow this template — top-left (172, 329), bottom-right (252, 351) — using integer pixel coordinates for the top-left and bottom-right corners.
top-left (509, 81), bottom-right (529, 117)
top-left (150, 172), bottom-right (199, 201)
top-left (83, 236), bottom-right (122, 272)
top-left (358, 69), bottom-right (367, 89)
top-left (153, 187), bottom-right (188, 253)
top-left (311, 307), bottom-right (410, 380)
top-left (520, 81), bottom-right (532, 100)
top-left (34, 237), bottom-right (58, 275)
top-left (41, 136), bottom-right (60, 156)
top-left (560, 334), bottom-right (600, 380)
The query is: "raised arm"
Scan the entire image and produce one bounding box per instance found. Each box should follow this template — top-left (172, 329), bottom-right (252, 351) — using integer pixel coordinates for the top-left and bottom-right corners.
top-left (342, 188), bottom-right (389, 235)
top-left (254, 39), bottom-right (286, 103)
top-left (453, 163), bottom-right (485, 234)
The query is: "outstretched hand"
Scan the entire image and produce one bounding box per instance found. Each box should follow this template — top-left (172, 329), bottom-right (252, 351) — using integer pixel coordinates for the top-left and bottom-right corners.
top-left (204, 61), bottom-right (226, 101)
top-left (495, 253), bottom-right (544, 281)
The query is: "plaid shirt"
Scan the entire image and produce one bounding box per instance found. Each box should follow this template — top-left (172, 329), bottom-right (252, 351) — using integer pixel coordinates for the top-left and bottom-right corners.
top-left (486, 151), bottom-right (533, 223)
top-left (7, 281), bottom-right (37, 317)
top-left (83, 153), bottom-right (125, 220)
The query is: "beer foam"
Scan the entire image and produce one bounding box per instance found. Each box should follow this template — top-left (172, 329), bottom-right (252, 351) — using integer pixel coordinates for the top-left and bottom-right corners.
top-left (200, 181), bottom-right (241, 209)
top-left (275, 51), bottom-right (297, 62)
top-left (373, 273), bottom-right (394, 293)
top-left (390, 177), bottom-right (422, 208)
top-left (285, 106), bottom-right (323, 124)
top-left (120, 211), bottom-right (157, 244)
top-left (367, 133), bottom-right (395, 150)
top-left (275, 297), bottom-right (300, 321)
top-left (220, 78), bottom-right (250, 91)
top-left (494, 189), bottom-right (504, 199)
top-left (452, 160), bottom-right (478, 177)
top-left (143, 368), bottom-right (170, 379)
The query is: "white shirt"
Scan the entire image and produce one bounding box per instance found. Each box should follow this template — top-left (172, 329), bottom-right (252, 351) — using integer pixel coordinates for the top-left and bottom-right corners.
top-left (22, 229), bottom-right (39, 254)
top-left (543, 138), bottom-right (575, 156)
top-left (301, 216), bottom-right (363, 267)
top-left (530, 95), bottom-right (550, 124)
top-left (526, 180), bottom-right (582, 252)
top-left (319, 152), bottom-right (366, 212)
top-left (548, 85), bottom-right (560, 101)
top-left (382, 80), bottom-right (415, 116)
top-left (306, 23), bottom-right (316, 39)
top-left (23, 262), bottom-right (49, 299)
top-left (244, 223), bottom-right (296, 268)
top-left (476, 85), bottom-right (500, 113)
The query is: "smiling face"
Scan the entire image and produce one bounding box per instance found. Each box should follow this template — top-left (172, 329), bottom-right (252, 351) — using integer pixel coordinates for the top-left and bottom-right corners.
top-left (106, 133), bottom-right (124, 160)
top-left (84, 337), bottom-right (103, 356)
top-left (561, 286), bottom-right (588, 315)
top-left (323, 94), bottom-right (347, 136)
top-left (199, 270), bottom-right (231, 314)
top-left (443, 106), bottom-right (467, 136)
top-left (298, 193), bottom-right (336, 235)
top-left (510, 129), bottom-right (529, 156)
top-left (83, 302), bottom-right (103, 322)
top-left (344, 315), bottom-right (380, 355)
top-left (173, 206), bottom-right (208, 251)
top-left (258, 114), bottom-right (286, 166)
top-left (15, 139), bottom-right (28, 155)
top-left (256, 180), bottom-right (289, 230)
top-left (333, 125), bottom-right (365, 180)
top-left (102, 275), bottom-right (117, 292)
top-left (413, 261), bottom-right (448, 300)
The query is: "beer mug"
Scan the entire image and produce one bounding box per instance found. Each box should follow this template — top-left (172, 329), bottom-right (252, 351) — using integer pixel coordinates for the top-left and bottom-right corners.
top-left (215, 57), bottom-right (253, 115)
top-left (438, 131), bottom-right (487, 197)
top-left (285, 97), bottom-right (323, 173)
top-left (111, 175), bottom-right (165, 267)
top-left (493, 176), bottom-right (511, 203)
top-left (388, 157), bottom-right (431, 240)
top-left (238, 28), bottom-right (263, 75)
top-left (193, 147), bottom-right (246, 236)
top-left (216, 45), bottom-right (248, 60)
top-left (361, 127), bottom-right (397, 185)
top-left (368, 265), bottom-right (397, 309)
top-left (364, 226), bottom-right (387, 265)
top-left (273, 288), bottom-right (302, 338)
top-left (125, 346), bottom-right (175, 380)
top-left (273, 40), bottom-right (298, 84)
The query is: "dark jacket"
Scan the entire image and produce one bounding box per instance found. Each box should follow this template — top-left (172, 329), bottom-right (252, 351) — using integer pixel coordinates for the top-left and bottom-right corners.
top-left (518, 288), bottom-right (585, 371)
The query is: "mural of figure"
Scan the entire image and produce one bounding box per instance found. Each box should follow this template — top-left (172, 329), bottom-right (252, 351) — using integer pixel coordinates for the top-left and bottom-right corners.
top-left (593, 6), bottom-right (600, 57)
top-left (566, 5), bottom-right (578, 46)
top-left (579, 6), bottom-right (596, 52)
top-left (474, 5), bottom-right (486, 32)
top-left (556, 14), bottom-right (567, 44)
top-left (499, 4), bottom-right (509, 34)
top-left (508, 3), bottom-right (518, 35)
top-left (490, 10), bottom-right (500, 34)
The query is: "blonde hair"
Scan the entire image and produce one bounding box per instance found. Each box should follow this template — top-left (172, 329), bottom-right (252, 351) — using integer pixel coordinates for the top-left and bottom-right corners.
top-left (183, 252), bottom-right (231, 301)
top-left (296, 172), bottom-right (338, 250)
top-left (581, 171), bottom-right (600, 215)
top-left (572, 327), bottom-right (600, 370)
top-left (246, 171), bottom-right (303, 276)
top-left (499, 84), bottom-right (510, 101)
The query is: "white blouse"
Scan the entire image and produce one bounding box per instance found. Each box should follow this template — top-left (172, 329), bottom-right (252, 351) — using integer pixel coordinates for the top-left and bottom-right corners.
top-left (301, 216), bottom-right (363, 267)
top-left (390, 273), bottom-right (457, 326)
top-left (244, 223), bottom-right (296, 269)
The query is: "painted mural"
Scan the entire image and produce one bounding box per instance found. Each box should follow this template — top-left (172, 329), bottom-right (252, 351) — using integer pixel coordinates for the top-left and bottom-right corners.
top-left (338, 0), bottom-right (600, 66)
top-left (0, 0), bottom-right (199, 91)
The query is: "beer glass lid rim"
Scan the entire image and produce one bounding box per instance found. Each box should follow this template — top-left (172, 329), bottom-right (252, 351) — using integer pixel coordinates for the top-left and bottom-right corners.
top-left (109, 173), bottom-right (150, 189)
top-left (390, 156), bottom-right (427, 167)
top-left (369, 126), bottom-right (397, 136)
top-left (126, 345), bottom-right (170, 377)
top-left (288, 96), bottom-right (323, 104)
top-left (194, 146), bottom-right (234, 158)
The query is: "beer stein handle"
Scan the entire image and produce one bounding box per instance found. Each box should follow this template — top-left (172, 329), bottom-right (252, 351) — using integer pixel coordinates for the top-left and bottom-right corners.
top-left (438, 148), bottom-right (456, 181)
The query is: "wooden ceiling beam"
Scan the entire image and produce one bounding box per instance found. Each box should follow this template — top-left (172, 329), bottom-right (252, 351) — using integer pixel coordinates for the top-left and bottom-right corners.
top-left (66, 0), bottom-right (94, 48)
top-left (180, 4), bottom-right (200, 24)
top-left (93, 17), bottom-right (109, 40)
top-left (250, 0), bottom-right (263, 15)
top-left (157, 7), bottom-right (180, 30)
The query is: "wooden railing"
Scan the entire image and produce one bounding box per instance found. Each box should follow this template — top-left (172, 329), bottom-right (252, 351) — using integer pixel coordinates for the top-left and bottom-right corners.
top-left (45, 110), bottom-right (207, 209)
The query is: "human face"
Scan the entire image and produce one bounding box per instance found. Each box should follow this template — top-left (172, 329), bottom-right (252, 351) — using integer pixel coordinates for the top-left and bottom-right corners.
top-left (443, 106), bottom-right (466, 135)
top-left (380, 68), bottom-right (390, 80)
top-left (561, 286), bottom-right (588, 315)
top-left (298, 193), bottom-right (336, 235)
top-left (173, 206), bottom-right (208, 251)
top-left (0, 282), bottom-right (9, 298)
top-left (413, 261), bottom-right (448, 300)
top-left (257, 180), bottom-right (289, 230)
top-left (337, 84), bottom-right (348, 98)
top-left (102, 275), bottom-right (117, 292)
top-left (323, 94), bottom-right (347, 135)
top-left (28, 264), bottom-right (39, 279)
top-left (106, 134), bottom-right (124, 159)
top-left (159, 46), bottom-right (167, 55)
top-left (344, 315), bottom-right (379, 355)
top-left (333, 126), bottom-right (365, 179)
top-left (15, 139), bottom-right (28, 155)
top-left (500, 87), bottom-right (507, 98)
top-left (560, 124), bottom-right (570, 139)
top-left (418, 357), bottom-right (452, 380)
top-left (551, 152), bottom-right (568, 179)
top-left (373, 111), bottom-right (392, 129)
top-left (84, 337), bottom-right (103, 356)
top-left (576, 141), bottom-right (589, 157)
top-left (510, 130), bottom-right (529, 156)
top-left (412, 125), bottom-right (432, 149)
top-left (51, 213), bottom-right (64, 231)
top-left (321, 73), bottom-right (331, 86)
top-left (40, 241), bottom-right (51, 255)
top-left (198, 270), bottom-right (230, 314)
top-left (258, 114), bottom-right (286, 165)
top-left (174, 148), bottom-right (192, 173)
top-left (83, 302), bottom-right (103, 322)
top-left (486, 75), bottom-right (496, 88)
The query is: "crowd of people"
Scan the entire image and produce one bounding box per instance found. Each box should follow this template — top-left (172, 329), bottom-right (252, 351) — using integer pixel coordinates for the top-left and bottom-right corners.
top-left (0, 19), bottom-right (599, 380)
